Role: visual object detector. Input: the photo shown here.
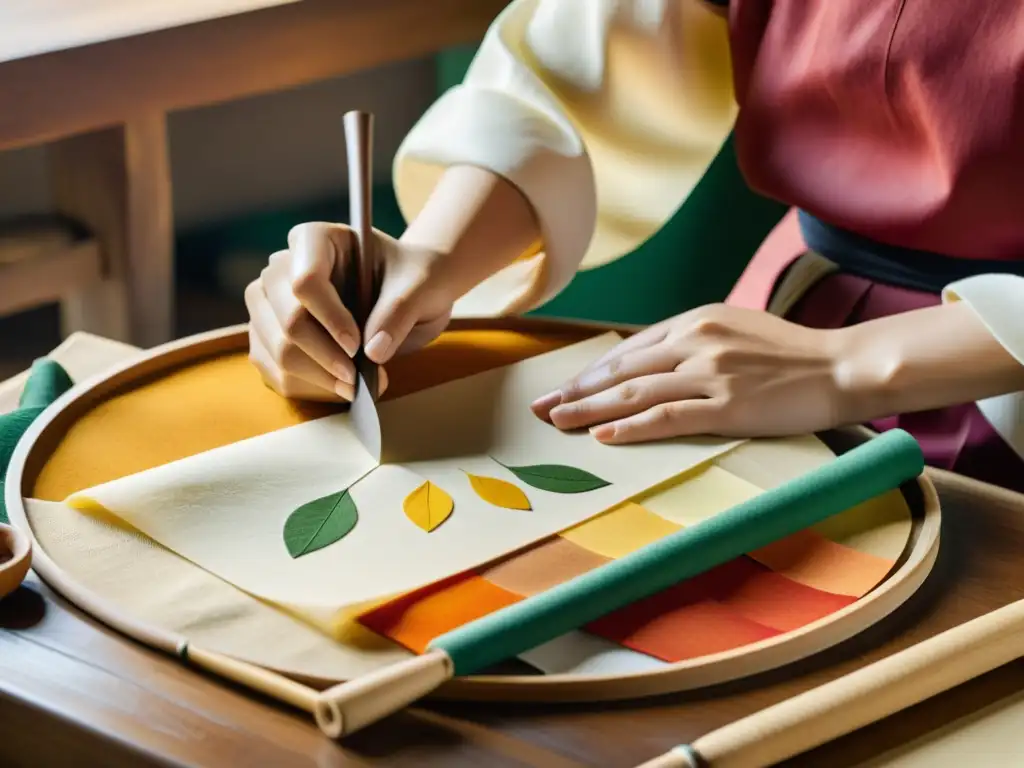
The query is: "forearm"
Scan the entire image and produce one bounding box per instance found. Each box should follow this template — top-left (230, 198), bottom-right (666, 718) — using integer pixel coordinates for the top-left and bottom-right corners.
top-left (831, 301), bottom-right (1024, 421)
top-left (400, 165), bottom-right (542, 302)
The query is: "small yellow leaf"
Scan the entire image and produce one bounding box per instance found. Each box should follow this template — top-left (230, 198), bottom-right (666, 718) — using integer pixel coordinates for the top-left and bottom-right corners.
top-left (467, 474), bottom-right (532, 510)
top-left (403, 481), bottom-right (454, 532)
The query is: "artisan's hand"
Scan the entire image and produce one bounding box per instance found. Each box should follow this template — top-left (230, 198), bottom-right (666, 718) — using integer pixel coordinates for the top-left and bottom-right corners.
top-left (245, 222), bottom-right (454, 402)
top-left (532, 304), bottom-right (850, 443)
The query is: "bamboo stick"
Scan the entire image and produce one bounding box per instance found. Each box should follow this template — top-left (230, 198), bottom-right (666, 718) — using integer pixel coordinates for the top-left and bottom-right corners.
top-left (637, 599), bottom-right (1024, 768)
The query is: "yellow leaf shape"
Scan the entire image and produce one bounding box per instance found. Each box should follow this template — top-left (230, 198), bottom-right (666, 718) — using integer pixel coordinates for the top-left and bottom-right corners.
top-left (467, 473), bottom-right (532, 510)
top-left (403, 481), bottom-right (454, 533)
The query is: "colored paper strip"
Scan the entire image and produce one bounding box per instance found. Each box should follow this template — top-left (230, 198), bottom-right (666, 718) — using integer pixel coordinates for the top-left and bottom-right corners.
top-left (683, 557), bottom-right (857, 632)
top-left (560, 501), bottom-right (681, 559)
top-left (359, 573), bottom-right (521, 654)
top-left (588, 588), bottom-right (780, 662)
top-left (638, 463), bottom-right (761, 526)
top-left (519, 631), bottom-right (667, 675)
top-left (749, 528), bottom-right (895, 598)
top-left (635, 463), bottom-right (897, 598)
top-left (483, 536), bottom-right (610, 596)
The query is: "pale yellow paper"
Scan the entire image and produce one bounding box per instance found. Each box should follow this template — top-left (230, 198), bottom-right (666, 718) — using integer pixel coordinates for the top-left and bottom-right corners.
top-left (66, 334), bottom-right (740, 637)
top-left (25, 498), bottom-right (413, 678)
top-left (561, 502), bottom-right (681, 558)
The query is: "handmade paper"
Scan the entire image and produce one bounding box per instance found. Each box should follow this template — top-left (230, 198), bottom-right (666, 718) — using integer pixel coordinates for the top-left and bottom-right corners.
top-left (66, 334), bottom-right (739, 636)
top-left (20, 330), bottom-right (914, 683)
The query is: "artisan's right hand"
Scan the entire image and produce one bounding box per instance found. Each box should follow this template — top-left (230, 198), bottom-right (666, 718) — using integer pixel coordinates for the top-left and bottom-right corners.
top-left (245, 222), bottom-right (454, 402)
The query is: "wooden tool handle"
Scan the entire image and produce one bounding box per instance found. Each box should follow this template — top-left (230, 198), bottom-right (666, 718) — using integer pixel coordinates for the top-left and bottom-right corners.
top-left (342, 110), bottom-right (376, 330)
top-left (638, 599), bottom-right (1024, 768)
top-left (183, 645), bottom-right (320, 714)
top-left (343, 109), bottom-right (380, 399)
top-left (314, 649), bottom-right (453, 738)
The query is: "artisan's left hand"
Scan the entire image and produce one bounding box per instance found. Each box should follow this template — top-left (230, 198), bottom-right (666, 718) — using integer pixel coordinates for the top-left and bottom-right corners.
top-left (532, 304), bottom-right (851, 443)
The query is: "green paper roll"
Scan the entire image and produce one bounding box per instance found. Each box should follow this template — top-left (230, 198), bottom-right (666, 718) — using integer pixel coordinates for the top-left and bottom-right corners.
top-left (431, 429), bottom-right (924, 675)
top-left (1, 359), bottom-right (73, 524)
top-left (17, 359), bottom-right (74, 410)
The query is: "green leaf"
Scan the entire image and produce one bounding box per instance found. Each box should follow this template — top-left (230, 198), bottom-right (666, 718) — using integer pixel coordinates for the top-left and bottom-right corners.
top-left (499, 462), bottom-right (610, 494)
top-left (283, 488), bottom-right (359, 558)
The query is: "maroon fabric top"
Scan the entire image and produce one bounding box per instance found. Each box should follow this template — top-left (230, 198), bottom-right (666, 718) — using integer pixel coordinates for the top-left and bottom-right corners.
top-left (726, 1), bottom-right (1024, 262)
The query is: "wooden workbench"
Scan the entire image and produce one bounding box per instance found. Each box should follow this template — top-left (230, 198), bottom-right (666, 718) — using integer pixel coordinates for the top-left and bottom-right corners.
top-left (0, 0), bottom-right (505, 347)
top-left (2, 333), bottom-right (1024, 766)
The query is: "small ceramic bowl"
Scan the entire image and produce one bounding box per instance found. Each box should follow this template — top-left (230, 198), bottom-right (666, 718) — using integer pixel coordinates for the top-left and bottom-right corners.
top-left (0, 523), bottom-right (31, 600)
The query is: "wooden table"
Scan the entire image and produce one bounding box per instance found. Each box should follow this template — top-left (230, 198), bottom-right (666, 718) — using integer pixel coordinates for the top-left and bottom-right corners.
top-left (0, 0), bottom-right (504, 348)
top-left (3, 334), bottom-right (1024, 767)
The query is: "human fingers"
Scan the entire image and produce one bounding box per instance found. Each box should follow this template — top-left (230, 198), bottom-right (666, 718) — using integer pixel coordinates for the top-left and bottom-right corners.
top-left (262, 254), bottom-right (355, 387)
top-left (246, 277), bottom-right (353, 400)
top-left (287, 222), bottom-right (360, 356)
top-left (533, 341), bottom-right (679, 420)
top-left (393, 311), bottom-right (452, 358)
top-left (247, 323), bottom-right (349, 402)
top-left (546, 371), bottom-right (705, 430)
top-left (589, 398), bottom-right (725, 444)
top-left (361, 263), bottom-right (443, 365)
top-left (586, 322), bottom-right (672, 371)
top-left (531, 325), bottom-right (672, 416)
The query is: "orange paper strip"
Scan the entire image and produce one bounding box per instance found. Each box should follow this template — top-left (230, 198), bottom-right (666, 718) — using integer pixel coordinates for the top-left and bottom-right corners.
top-left (749, 529), bottom-right (895, 598)
top-left (686, 557), bottom-right (857, 632)
top-left (482, 536), bottom-right (611, 596)
top-left (359, 572), bottom-right (521, 653)
top-left (588, 589), bottom-right (779, 662)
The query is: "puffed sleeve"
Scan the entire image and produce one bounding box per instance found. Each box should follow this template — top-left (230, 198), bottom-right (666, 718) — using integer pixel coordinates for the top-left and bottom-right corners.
top-left (393, 0), bottom-right (737, 317)
top-left (942, 274), bottom-right (1024, 458)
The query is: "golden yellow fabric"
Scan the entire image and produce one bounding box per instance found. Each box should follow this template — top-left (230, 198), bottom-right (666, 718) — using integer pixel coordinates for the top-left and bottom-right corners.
top-left (33, 329), bottom-right (584, 500)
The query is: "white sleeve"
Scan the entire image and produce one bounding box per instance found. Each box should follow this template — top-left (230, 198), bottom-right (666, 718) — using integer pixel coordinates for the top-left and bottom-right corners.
top-left (393, 0), bottom-right (737, 317)
top-left (942, 274), bottom-right (1024, 459)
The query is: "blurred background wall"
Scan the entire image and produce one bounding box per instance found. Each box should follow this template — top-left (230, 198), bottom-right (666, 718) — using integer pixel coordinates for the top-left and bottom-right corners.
top-left (0, 40), bottom-right (786, 338)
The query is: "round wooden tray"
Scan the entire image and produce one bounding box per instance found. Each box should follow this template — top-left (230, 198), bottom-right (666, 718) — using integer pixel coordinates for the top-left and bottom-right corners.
top-left (5, 317), bottom-right (941, 706)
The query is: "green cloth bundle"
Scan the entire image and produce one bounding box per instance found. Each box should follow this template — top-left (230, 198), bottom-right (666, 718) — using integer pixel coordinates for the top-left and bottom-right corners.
top-left (431, 428), bottom-right (924, 675)
top-left (0, 360), bottom-right (73, 524)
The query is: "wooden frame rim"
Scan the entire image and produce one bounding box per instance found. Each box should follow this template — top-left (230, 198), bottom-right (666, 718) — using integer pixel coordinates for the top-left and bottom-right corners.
top-left (0, 522), bottom-right (33, 599)
top-left (4, 319), bottom-right (941, 703)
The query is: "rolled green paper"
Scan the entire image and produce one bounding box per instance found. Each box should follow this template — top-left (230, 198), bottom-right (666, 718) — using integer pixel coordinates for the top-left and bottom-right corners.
top-left (0, 359), bottom-right (74, 524)
top-left (16, 359), bottom-right (74, 411)
top-left (430, 428), bottom-right (924, 675)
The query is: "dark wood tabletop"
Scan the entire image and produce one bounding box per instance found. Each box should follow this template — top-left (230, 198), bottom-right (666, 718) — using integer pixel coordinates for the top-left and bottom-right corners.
top-left (3, 468), bottom-right (1024, 767)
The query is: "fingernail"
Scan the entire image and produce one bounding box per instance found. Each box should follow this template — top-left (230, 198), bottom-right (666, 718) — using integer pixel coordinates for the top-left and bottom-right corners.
top-left (531, 391), bottom-right (562, 411)
top-left (548, 403), bottom-right (573, 422)
top-left (365, 331), bottom-right (393, 362)
top-left (335, 381), bottom-right (354, 401)
top-left (333, 362), bottom-right (355, 385)
top-left (591, 424), bottom-right (615, 441)
top-left (340, 336), bottom-right (359, 358)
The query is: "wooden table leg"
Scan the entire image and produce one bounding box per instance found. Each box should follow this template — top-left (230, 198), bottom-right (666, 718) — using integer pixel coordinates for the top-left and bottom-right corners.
top-left (48, 113), bottom-right (174, 347)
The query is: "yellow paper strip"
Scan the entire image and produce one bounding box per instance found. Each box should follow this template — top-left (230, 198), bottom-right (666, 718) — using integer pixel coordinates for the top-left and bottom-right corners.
top-left (560, 501), bottom-right (681, 559)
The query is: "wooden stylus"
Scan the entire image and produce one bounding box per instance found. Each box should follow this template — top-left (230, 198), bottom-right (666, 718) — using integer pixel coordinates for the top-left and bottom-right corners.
top-left (343, 110), bottom-right (379, 400)
top-left (636, 597), bottom-right (1024, 768)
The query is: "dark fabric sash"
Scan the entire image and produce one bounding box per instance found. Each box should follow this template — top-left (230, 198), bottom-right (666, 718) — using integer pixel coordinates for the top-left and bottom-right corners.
top-left (798, 211), bottom-right (1024, 294)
